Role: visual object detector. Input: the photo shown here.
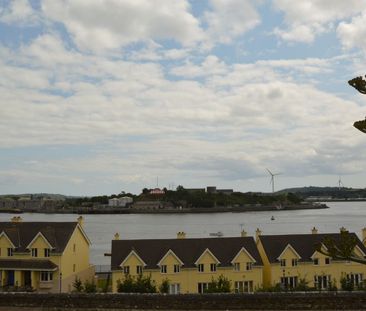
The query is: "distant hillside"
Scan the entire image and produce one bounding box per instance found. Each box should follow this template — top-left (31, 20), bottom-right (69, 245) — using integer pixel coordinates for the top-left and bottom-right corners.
top-left (278, 186), bottom-right (366, 199)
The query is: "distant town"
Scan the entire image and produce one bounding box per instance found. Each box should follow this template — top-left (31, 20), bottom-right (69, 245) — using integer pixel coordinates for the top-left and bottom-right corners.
top-left (1, 185), bottom-right (365, 214)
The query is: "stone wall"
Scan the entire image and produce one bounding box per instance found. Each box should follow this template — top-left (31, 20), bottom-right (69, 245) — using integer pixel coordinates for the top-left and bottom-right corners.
top-left (1, 292), bottom-right (366, 310)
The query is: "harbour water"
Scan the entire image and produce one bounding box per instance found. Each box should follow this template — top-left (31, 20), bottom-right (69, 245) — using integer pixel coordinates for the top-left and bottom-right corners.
top-left (0, 201), bottom-right (365, 265)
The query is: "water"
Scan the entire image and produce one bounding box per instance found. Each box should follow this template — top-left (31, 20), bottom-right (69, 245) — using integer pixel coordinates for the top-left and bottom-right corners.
top-left (1, 201), bottom-right (365, 265)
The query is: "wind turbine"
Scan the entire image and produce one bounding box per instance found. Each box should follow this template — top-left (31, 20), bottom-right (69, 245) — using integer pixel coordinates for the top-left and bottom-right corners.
top-left (338, 176), bottom-right (344, 190)
top-left (266, 168), bottom-right (281, 193)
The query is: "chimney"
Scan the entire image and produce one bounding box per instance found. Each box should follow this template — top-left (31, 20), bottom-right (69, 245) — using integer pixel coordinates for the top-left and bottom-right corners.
top-left (77, 216), bottom-right (84, 226)
top-left (114, 233), bottom-right (120, 240)
top-left (255, 228), bottom-right (262, 242)
top-left (177, 231), bottom-right (186, 239)
top-left (340, 226), bottom-right (347, 233)
top-left (241, 229), bottom-right (247, 237)
top-left (11, 216), bottom-right (22, 223)
top-left (362, 228), bottom-right (366, 244)
top-left (311, 227), bottom-right (318, 234)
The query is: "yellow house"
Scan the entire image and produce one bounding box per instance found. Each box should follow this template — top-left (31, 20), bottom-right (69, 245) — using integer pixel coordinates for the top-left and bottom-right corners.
top-left (256, 228), bottom-right (366, 290)
top-left (0, 216), bottom-right (94, 292)
top-left (111, 232), bottom-right (263, 293)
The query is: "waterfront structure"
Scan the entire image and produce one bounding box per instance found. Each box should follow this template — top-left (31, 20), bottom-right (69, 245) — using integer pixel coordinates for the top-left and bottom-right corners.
top-left (256, 228), bottom-right (366, 290)
top-left (111, 232), bottom-right (263, 294)
top-left (0, 216), bottom-right (94, 292)
top-left (108, 196), bottom-right (133, 207)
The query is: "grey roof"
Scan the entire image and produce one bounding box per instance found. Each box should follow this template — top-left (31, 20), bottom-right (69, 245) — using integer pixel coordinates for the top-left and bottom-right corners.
top-left (0, 222), bottom-right (78, 253)
top-left (111, 236), bottom-right (262, 270)
top-left (259, 233), bottom-right (366, 263)
top-left (0, 259), bottom-right (58, 271)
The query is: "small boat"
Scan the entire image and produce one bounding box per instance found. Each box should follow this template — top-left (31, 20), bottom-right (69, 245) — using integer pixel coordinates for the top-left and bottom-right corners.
top-left (271, 216), bottom-right (275, 221)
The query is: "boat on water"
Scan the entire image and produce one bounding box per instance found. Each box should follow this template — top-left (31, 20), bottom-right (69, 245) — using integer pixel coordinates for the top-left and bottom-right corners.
top-left (271, 216), bottom-right (275, 221)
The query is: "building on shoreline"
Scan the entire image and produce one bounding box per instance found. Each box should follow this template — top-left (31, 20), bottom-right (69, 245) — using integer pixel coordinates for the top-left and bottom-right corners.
top-left (0, 216), bottom-right (94, 293)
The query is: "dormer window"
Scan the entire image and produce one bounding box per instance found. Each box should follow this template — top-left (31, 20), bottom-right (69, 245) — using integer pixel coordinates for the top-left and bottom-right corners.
top-left (234, 263), bottom-right (240, 271)
top-left (198, 264), bottom-right (204, 272)
top-left (31, 248), bottom-right (38, 257)
top-left (325, 258), bottom-right (330, 265)
top-left (136, 265), bottom-right (143, 274)
top-left (292, 259), bottom-right (298, 266)
top-left (123, 266), bottom-right (130, 274)
top-left (210, 263), bottom-right (217, 272)
top-left (44, 248), bottom-right (51, 257)
top-left (313, 258), bottom-right (319, 265)
top-left (280, 259), bottom-right (286, 267)
top-left (7, 248), bottom-right (13, 257)
top-left (174, 264), bottom-right (180, 273)
top-left (246, 262), bottom-right (253, 270)
top-left (160, 265), bottom-right (167, 274)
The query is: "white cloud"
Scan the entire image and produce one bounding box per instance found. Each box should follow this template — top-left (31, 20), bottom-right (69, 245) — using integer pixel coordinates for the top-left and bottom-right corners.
top-left (0, 0), bottom-right (38, 25)
top-left (272, 0), bottom-right (366, 43)
top-left (203, 0), bottom-right (260, 46)
top-left (337, 12), bottom-right (366, 51)
top-left (41, 0), bottom-right (204, 52)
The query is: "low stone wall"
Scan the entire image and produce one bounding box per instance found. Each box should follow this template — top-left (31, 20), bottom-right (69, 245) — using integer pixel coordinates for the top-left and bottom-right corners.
top-left (1, 292), bottom-right (366, 310)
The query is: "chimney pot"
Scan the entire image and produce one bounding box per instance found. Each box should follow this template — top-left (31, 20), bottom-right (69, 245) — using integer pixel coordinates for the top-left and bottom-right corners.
top-left (77, 216), bottom-right (84, 226)
top-left (177, 231), bottom-right (186, 239)
top-left (114, 233), bottom-right (120, 240)
top-left (311, 227), bottom-right (318, 234)
top-left (11, 216), bottom-right (22, 223)
top-left (255, 228), bottom-right (262, 242)
top-left (241, 230), bottom-right (247, 237)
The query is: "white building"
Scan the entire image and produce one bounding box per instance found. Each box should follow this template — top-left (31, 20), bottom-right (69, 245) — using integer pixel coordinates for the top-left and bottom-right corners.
top-left (108, 196), bottom-right (133, 207)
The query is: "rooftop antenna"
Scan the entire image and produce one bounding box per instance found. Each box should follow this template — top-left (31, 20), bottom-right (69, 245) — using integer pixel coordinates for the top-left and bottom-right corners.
top-left (156, 176), bottom-right (159, 188)
top-left (266, 168), bottom-right (281, 193)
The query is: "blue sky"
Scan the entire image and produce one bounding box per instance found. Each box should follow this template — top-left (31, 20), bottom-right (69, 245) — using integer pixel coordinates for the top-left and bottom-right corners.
top-left (1, 0), bottom-right (366, 196)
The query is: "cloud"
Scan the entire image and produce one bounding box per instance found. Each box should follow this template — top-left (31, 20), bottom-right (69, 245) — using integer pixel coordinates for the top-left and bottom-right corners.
top-left (203, 0), bottom-right (260, 46)
top-left (272, 0), bottom-right (366, 43)
top-left (0, 0), bottom-right (39, 25)
top-left (337, 12), bottom-right (366, 51)
top-left (41, 0), bottom-right (204, 52)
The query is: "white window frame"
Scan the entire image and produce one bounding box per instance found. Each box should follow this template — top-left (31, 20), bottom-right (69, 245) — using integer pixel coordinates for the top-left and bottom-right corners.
top-left (169, 283), bottom-right (180, 294)
top-left (31, 248), bottom-right (38, 257)
top-left (233, 262), bottom-right (240, 271)
top-left (7, 248), bottom-right (13, 257)
top-left (40, 271), bottom-right (53, 282)
top-left (235, 280), bottom-right (254, 293)
top-left (198, 264), bottom-right (204, 272)
top-left (44, 248), bottom-right (51, 257)
top-left (198, 282), bottom-right (209, 293)
top-left (246, 262), bottom-right (253, 270)
top-left (313, 258), bottom-right (319, 265)
top-left (173, 264), bottom-right (180, 273)
top-left (314, 275), bottom-right (331, 290)
top-left (280, 259), bottom-right (286, 267)
top-left (160, 265), bottom-right (167, 274)
top-left (123, 265), bottom-right (130, 274)
top-left (210, 263), bottom-right (217, 272)
top-left (292, 258), bottom-right (298, 266)
top-left (136, 265), bottom-right (143, 275)
top-left (281, 276), bottom-right (298, 289)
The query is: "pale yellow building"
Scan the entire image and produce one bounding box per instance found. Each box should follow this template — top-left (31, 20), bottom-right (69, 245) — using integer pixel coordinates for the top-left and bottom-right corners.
top-left (111, 232), bottom-right (263, 293)
top-left (0, 216), bottom-right (94, 292)
top-left (256, 228), bottom-right (366, 290)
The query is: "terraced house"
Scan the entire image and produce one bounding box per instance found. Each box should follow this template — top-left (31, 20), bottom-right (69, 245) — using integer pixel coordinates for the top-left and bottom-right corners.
top-left (0, 216), bottom-right (94, 292)
top-left (256, 228), bottom-right (366, 290)
top-left (111, 232), bottom-right (263, 293)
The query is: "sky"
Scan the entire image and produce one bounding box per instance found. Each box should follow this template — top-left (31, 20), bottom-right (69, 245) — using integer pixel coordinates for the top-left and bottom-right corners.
top-left (1, 0), bottom-right (366, 196)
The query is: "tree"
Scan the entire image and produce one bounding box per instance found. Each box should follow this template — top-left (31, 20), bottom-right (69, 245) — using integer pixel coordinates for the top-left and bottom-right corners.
top-left (349, 76), bottom-right (366, 133)
top-left (205, 275), bottom-right (231, 293)
top-left (159, 278), bottom-right (170, 294)
top-left (117, 274), bottom-right (157, 293)
top-left (316, 230), bottom-right (366, 265)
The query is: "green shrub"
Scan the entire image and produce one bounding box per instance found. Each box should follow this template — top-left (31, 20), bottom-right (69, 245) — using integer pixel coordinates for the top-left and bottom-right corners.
top-left (72, 277), bottom-right (84, 292)
top-left (159, 278), bottom-right (170, 294)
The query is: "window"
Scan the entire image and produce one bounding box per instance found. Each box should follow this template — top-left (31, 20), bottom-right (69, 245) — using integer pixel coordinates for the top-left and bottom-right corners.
top-left (198, 282), bottom-right (209, 293)
top-left (313, 258), bottom-right (319, 265)
top-left (314, 275), bottom-right (331, 290)
top-left (73, 264), bottom-right (76, 272)
top-left (44, 248), bottom-right (51, 257)
top-left (246, 262), bottom-right (253, 271)
top-left (31, 248), bottom-right (38, 257)
top-left (281, 276), bottom-right (298, 290)
top-left (292, 259), bottom-right (298, 267)
top-left (234, 262), bottom-right (240, 271)
top-left (280, 259), bottom-right (286, 267)
top-left (7, 248), bottom-right (13, 257)
top-left (123, 266), bottom-right (130, 274)
top-left (73, 244), bottom-right (76, 252)
top-left (347, 273), bottom-right (363, 287)
top-left (160, 265), bottom-right (167, 274)
top-left (169, 283), bottom-right (180, 294)
top-left (174, 264), bottom-right (180, 273)
top-left (40, 271), bottom-right (53, 282)
top-left (136, 265), bottom-right (143, 275)
top-left (198, 264), bottom-right (204, 272)
top-left (210, 263), bottom-right (217, 272)
top-left (325, 258), bottom-right (330, 265)
top-left (235, 281), bottom-right (254, 293)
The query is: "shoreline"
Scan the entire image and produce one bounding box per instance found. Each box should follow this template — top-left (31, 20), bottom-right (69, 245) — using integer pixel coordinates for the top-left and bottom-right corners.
top-left (0, 203), bottom-right (328, 215)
